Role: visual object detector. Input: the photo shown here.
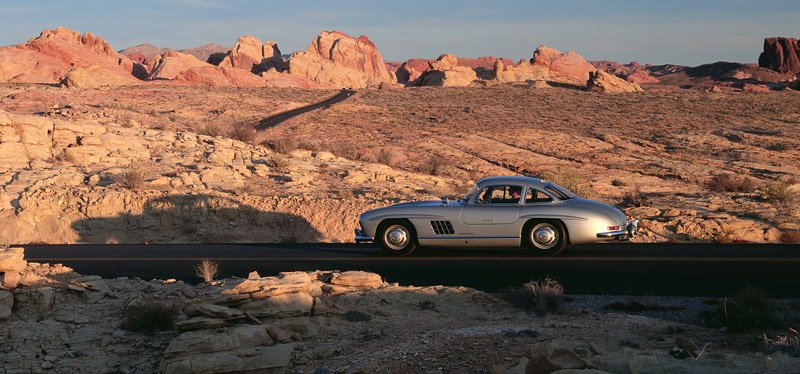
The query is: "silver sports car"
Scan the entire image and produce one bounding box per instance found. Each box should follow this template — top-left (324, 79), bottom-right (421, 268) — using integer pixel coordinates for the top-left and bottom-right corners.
top-left (355, 176), bottom-right (637, 255)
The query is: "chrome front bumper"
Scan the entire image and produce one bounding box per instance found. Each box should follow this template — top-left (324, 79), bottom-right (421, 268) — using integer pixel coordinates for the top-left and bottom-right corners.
top-left (596, 220), bottom-right (639, 241)
top-left (354, 228), bottom-right (374, 243)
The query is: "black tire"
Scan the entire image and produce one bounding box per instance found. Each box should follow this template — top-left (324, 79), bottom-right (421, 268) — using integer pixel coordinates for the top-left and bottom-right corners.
top-left (377, 220), bottom-right (418, 256)
top-left (522, 220), bottom-right (568, 256)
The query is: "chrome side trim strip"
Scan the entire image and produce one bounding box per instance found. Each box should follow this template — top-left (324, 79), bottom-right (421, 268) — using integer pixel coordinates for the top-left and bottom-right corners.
top-left (418, 235), bottom-right (521, 240)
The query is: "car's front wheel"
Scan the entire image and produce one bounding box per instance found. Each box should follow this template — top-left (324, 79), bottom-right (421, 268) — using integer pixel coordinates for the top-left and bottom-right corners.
top-left (523, 220), bottom-right (568, 256)
top-left (377, 220), bottom-right (418, 256)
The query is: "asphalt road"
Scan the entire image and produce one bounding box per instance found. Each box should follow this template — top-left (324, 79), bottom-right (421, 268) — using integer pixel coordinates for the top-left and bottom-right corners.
top-left (256, 89), bottom-right (356, 130)
top-left (23, 243), bottom-right (800, 297)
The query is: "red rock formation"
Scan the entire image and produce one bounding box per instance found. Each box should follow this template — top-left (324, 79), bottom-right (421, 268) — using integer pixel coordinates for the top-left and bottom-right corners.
top-left (289, 31), bottom-right (395, 88)
top-left (218, 35), bottom-right (285, 73)
top-left (758, 37), bottom-right (800, 74)
top-left (147, 51), bottom-right (210, 80)
top-left (396, 56), bottom-right (514, 84)
top-left (0, 27), bottom-right (144, 84)
top-left (414, 54), bottom-right (478, 87)
top-left (120, 43), bottom-right (170, 62)
top-left (531, 45), bottom-right (596, 82)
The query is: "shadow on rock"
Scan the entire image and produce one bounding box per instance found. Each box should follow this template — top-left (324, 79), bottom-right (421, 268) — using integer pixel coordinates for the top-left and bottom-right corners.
top-left (71, 194), bottom-right (324, 244)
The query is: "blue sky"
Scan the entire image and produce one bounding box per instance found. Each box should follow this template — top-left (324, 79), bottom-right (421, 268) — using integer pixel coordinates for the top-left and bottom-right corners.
top-left (2, 0), bottom-right (798, 65)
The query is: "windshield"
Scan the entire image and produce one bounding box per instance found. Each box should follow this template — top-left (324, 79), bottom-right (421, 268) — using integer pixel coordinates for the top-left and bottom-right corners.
top-left (460, 184), bottom-right (482, 203)
top-left (544, 183), bottom-right (579, 200)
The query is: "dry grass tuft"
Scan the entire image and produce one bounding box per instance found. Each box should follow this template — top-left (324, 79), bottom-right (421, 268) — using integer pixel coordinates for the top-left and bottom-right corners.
top-left (267, 137), bottom-right (299, 154)
top-left (504, 277), bottom-right (565, 315)
top-left (118, 163), bottom-right (147, 190)
top-left (618, 190), bottom-right (650, 208)
top-left (763, 181), bottom-right (796, 208)
top-left (122, 300), bottom-right (179, 333)
top-left (195, 258), bottom-right (220, 283)
top-left (269, 154), bottom-right (290, 172)
top-left (719, 286), bottom-right (773, 332)
top-left (707, 173), bottom-right (757, 193)
top-left (763, 329), bottom-right (800, 356)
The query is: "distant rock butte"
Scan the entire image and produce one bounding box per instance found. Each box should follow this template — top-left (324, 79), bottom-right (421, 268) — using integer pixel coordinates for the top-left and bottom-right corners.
top-left (531, 45), bottom-right (596, 82)
top-left (0, 27), bottom-right (144, 84)
top-left (414, 54), bottom-right (478, 87)
top-left (396, 56), bottom-right (513, 84)
top-left (181, 43), bottom-right (228, 63)
top-left (147, 51), bottom-right (210, 80)
top-left (288, 31), bottom-right (395, 88)
top-left (587, 70), bottom-right (644, 93)
top-left (218, 35), bottom-right (286, 74)
top-left (758, 37), bottom-right (800, 75)
top-left (120, 43), bottom-right (170, 63)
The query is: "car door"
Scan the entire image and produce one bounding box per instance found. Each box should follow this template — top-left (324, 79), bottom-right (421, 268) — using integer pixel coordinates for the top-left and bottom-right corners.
top-left (460, 185), bottom-right (522, 226)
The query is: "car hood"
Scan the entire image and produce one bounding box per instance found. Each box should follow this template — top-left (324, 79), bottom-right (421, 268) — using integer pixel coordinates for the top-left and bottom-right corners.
top-left (562, 198), bottom-right (627, 224)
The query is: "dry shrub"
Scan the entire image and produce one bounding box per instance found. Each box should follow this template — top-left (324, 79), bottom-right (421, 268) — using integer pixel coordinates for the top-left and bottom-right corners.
top-left (198, 123), bottom-right (225, 138)
top-left (719, 286), bottom-right (773, 332)
top-left (267, 137), bottom-right (299, 154)
top-left (763, 181), bottom-right (796, 208)
top-left (781, 231), bottom-right (800, 244)
top-left (504, 277), bottom-right (565, 315)
top-left (707, 173), bottom-right (757, 193)
top-left (195, 258), bottom-right (219, 283)
top-left (269, 155), bottom-right (290, 172)
top-left (118, 163), bottom-right (146, 189)
top-left (377, 149), bottom-right (407, 168)
top-left (416, 155), bottom-right (456, 176)
top-left (122, 300), bottom-right (179, 333)
top-left (618, 190), bottom-right (649, 208)
top-left (228, 125), bottom-right (256, 143)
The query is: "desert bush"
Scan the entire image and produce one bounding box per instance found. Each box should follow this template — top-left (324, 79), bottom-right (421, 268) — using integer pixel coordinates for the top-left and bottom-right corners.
top-left (195, 258), bottom-right (219, 283)
top-left (269, 155), bottom-right (290, 172)
top-left (781, 231), bottom-right (800, 244)
top-left (122, 300), bottom-right (179, 333)
top-left (618, 190), bottom-right (649, 208)
top-left (228, 125), bottom-right (256, 143)
top-left (763, 181), bottom-right (796, 207)
top-left (198, 123), bottom-right (225, 138)
top-left (707, 173), bottom-right (757, 193)
top-left (267, 137), bottom-right (299, 154)
top-left (718, 286), bottom-right (773, 332)
top-left (377, 149), bottom-right (407, 168)
top-left (504, 277), bottom-right (565, 315)
top-left (118, 164), bottom-right (146, 189)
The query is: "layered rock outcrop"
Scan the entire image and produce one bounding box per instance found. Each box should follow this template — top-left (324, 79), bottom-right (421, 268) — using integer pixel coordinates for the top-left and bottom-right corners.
top-left (147, 51), bottom-right (210, 80)
top-left (586, 70), bottom-right (644, 93)
top-left (60, 65), bottom-right (141, 88)
top-left (396, 56), bottom-right (512, 84)
top-left (218, 35), bottom-right (286, 73)
top-left (288, 31), bottom-right (395, 88)
top-left (414, 54), bottom-right (478, 87)
top-left (0, 27), bottom-right (144, 84)
top-left (531, 45), bottom-right (596, 82)
top-left (758, 37), bottom-right (800, 75)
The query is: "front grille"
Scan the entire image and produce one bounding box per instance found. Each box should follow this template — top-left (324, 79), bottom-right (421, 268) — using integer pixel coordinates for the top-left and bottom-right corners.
top-left (430, 220), bottom-right (455, 235)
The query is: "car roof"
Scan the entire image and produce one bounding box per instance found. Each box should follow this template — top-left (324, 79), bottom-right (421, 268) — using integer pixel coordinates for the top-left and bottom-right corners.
top-left (476, 176), bottom-right (550, 189)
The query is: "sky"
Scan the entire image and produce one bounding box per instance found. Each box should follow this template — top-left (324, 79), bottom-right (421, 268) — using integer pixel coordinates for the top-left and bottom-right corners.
top-left (1, 0), bottom-right (798, 66)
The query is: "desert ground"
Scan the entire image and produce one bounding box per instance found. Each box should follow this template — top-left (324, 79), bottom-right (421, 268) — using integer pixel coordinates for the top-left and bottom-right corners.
top-left (0, 83), bottom-right (798, 244)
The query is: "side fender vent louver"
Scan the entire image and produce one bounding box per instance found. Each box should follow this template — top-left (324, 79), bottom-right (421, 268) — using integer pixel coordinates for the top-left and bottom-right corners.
top-left (430, 220), bottom-right (455, 235)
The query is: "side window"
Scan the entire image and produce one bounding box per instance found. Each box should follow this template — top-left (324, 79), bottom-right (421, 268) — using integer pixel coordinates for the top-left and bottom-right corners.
top-left (525, 188), bottom-right (553, 204)
top-left (474, 185), bottom-right (523, 205)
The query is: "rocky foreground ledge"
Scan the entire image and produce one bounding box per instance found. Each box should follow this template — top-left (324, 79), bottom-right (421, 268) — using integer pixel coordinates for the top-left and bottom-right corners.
top-left (1, 247), bottom-right (799, 373)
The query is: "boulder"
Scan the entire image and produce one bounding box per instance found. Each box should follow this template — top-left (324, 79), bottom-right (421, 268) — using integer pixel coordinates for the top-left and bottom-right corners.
top-left (218, 35), bottom-right (286, 73)
top-left (415, 54), bottom-right (478, 87)
top-left (742, 83), bottom-right (770, 93)
top-left (163, 325), bottom-right (273, 358)
top-left (493, 59), bottom-right (552, 83)
top-left (147, 51), bottom-right (210, 80)
top-left (532, 45), bottom-right (596, 82)
top-left (0, 247), bottom-right (26, 273)
top-left (329, 271), bottom-right (383, 289)
top-left (587, 70), bottom-right (644, 93)
top-left (758, 37), bottom-right (800, 74)
top-left (60, 64), bottom-right (141, 88)
top-left (288, 31), bottom-right (395, 88)
top-left (238, 292), bottom-right (313, 318)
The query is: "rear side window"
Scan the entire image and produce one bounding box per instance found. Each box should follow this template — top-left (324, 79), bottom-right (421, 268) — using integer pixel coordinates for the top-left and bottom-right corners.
top-left (524, 188), bottom-right (553, 203)
top-left (545, 183), bottom-right (579, 200)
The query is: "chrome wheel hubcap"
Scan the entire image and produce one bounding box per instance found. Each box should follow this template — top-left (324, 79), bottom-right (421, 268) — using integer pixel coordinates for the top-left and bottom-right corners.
top-left (384, 224), bottom-right (409, 251)
top-left (531, 223), bottom-right (558, 250)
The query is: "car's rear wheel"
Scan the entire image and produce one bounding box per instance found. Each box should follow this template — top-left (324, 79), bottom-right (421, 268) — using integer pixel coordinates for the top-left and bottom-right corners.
top-left (523, 220), bottom-right (568, 256)
top-left (377, 220), bottom-right (418, 256)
